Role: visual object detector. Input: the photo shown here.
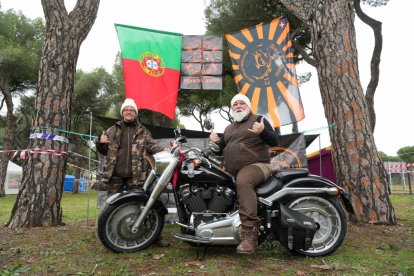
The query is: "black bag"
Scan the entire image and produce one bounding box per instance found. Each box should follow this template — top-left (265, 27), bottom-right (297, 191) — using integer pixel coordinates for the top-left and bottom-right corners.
top-left (275, 204), bottom-right (317, 251)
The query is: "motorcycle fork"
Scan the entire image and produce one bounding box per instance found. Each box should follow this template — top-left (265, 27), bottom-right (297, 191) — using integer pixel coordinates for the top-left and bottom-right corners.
top-left (130, 158), bottom-right (179, 233)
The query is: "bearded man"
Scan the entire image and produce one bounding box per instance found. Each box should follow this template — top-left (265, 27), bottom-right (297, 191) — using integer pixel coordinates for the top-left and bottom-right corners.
top-left (209, 93), bottom-right (279, 254)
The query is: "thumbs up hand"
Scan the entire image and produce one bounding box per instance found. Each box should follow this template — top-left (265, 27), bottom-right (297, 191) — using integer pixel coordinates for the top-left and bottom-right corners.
top-left (100, 131), bottom-right (109, 143)
top-left (209, 129), bottom-right (220, 143)
top-left (248, 117), bottom-right (265, 135)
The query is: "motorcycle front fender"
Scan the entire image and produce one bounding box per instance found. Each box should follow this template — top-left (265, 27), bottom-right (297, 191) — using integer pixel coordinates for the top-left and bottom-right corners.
top-left (105, 190), bottom-right (168, 216)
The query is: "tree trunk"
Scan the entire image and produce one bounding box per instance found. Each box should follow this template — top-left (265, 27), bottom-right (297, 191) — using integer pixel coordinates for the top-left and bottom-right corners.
top-left (7, 0), bottom-right (100, 228)
top-left (281, 0), bottom-right (395, 224)
top-left (0, 86), bottom-right (14, 197)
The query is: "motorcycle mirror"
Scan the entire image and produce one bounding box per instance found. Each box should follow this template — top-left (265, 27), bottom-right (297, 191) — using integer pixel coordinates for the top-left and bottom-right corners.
top-left (174, 127), bottom-right (181, 138)
top-left (176, 135), bottom-right (187, 144)
top-left (208, 141), bottom-right (220, 153)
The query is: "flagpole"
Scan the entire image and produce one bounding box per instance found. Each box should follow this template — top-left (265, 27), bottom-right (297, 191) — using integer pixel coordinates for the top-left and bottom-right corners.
top-left (86, 108), bottom-right (92, 225)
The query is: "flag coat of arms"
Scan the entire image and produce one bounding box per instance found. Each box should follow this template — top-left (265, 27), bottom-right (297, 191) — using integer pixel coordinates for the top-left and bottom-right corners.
top-left (115, 24), bottom-right (183, 119)
top-left (225, 17), bottom-right (305, 128)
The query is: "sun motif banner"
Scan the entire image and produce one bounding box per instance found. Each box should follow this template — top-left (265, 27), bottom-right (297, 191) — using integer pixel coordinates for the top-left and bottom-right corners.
top-left (225, 17), bottom-right (305, 128)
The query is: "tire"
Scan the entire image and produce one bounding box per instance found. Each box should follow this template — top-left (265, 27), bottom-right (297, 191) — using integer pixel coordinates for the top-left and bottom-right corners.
top-left (97, 199), bottom-right (164, 253)
top-left (286, 196), bottom-right (347, 257)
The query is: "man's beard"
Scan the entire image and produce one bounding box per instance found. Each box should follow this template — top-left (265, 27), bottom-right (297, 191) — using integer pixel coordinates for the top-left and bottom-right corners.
top-left (231, 109), bottom-right (250, 122)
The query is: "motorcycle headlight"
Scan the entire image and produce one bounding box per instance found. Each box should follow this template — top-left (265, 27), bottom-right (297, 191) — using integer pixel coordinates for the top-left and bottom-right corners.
top-left (186, 151), bottom-right (196, 159)
top-left (153, 151), bottom-right (175, 174)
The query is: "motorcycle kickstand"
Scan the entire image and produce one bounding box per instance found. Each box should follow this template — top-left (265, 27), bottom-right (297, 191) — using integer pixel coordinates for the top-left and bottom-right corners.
top-left (196, 244), bottom-right (208, 261)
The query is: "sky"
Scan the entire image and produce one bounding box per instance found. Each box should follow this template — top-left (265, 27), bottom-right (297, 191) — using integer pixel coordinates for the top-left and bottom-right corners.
top-left (1, 0), bottom-right (412, 156)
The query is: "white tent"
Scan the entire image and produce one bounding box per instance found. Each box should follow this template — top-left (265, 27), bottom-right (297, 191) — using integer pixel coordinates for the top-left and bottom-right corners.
top-left (5, 161), bottom-right (22, 194)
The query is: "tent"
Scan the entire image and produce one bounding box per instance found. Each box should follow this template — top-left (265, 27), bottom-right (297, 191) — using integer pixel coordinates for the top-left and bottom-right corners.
top-left (5, 161), bottom-right (22, 194)
top-left (307, 146), bottom-right (336, 183)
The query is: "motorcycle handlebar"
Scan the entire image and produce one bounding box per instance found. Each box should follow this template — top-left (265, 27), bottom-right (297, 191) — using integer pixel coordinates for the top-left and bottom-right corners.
top-left (170, 135), bottom-right (221, 167)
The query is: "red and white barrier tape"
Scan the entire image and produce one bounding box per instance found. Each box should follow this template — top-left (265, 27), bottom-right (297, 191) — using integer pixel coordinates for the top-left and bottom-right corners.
top-left (386, 162), bottom-right (414, 169)
top-left (388, 169), bottom-right (413, 173)
top-left (0, 148), bottom-right (67, 159)
top-left (67, 163), bottom-right (97, 173)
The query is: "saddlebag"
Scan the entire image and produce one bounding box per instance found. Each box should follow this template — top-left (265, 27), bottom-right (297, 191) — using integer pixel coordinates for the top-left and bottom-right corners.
top-left (275, 204), bottom-right (317, 251)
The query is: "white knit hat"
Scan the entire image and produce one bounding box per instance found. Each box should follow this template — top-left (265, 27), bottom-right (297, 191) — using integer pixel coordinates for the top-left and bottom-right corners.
top-left (120, 98), bottom-right (138, 116)
top-left (230, 94), bottom-right (251, 109)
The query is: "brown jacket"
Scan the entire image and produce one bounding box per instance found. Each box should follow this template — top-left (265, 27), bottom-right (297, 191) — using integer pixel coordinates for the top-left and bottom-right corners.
top-left (220, 113), bottom-right (278, 175)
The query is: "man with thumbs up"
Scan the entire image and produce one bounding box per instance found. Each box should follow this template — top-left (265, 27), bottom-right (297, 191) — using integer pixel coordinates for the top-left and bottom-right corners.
top-left (209, 94), bottom-right (279, 254)
top-left (95, 98), bottom-right (170, 247)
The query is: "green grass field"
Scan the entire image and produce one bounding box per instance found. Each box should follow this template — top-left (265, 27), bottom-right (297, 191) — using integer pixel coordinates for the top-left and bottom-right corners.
top-left (1, 192), bottom-right (413, 275)
top-left (0, 190), bottom-right (100, 225)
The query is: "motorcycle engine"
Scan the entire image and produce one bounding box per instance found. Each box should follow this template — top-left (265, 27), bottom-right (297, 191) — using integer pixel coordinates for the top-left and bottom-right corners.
top-left (179, 184), bottom-right (236, 225)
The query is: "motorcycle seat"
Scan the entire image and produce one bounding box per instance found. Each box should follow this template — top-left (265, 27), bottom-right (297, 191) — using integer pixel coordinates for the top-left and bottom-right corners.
top-left (256, 169), bottom-right (310, 197)
top-left (275, 169), bottom-right (309, 181)
top-left (256, 175), bottom-right (283, 197)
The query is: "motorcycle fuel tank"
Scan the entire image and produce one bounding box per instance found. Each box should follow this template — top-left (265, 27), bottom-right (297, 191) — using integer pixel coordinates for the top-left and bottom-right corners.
top-left (180, 160), bottom-right (233, 184)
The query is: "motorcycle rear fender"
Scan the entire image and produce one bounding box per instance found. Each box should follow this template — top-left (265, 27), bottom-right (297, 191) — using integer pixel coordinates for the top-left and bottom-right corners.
top-left (106, 190), bottom-right (168, 216)
top-left (260, 175), bottom-right (343, 204)
top-left (281, 175), bottom-right (354, 214)
top-left (283, 174), bottom-right (340, 189)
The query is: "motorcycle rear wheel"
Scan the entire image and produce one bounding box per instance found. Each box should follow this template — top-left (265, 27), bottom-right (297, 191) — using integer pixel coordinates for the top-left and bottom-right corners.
top-left (287, 196), bottom-right (347, 257)
top-left (97, 200), bottom-right (164, 253)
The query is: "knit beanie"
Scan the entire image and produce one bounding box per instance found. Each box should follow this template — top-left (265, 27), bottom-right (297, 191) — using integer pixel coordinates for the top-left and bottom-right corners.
top-left (120, 98), bottom-right (138, 116)
top-left (230, 94), bottom-right (251, 109)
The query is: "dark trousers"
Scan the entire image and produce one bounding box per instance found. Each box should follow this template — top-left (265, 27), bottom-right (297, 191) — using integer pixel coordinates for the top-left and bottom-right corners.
top-left (107, 176), bottom-right (140, 196)
top-left (236, 164), bottom-right (267, 225)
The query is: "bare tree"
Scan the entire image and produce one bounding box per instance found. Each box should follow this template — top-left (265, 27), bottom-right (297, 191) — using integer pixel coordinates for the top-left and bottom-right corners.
top-left (280, 0), bottom-right (395, 224)
top-left (7, 0), bottom-right (100, 227)
top-left (0, 9), bottom-right (43, 196)
top-left (355, 0), bottom-right (383, 131)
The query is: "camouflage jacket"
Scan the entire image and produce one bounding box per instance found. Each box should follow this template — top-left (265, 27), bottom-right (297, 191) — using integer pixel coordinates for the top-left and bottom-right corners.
top-left (96, 120), bottom-right (163, 185)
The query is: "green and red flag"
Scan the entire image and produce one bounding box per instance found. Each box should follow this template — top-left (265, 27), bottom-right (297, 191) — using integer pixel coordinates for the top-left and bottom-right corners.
top-left (115, 24), bottom-right (183, 119)
top-left (225, 17), bottom-right (304, 128)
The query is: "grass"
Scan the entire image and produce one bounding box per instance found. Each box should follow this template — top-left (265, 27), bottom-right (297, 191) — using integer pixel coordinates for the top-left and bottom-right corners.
top-left (0, 191), bottom-right (100, 225)
top-left (0, 192), bottom-right (413, 275)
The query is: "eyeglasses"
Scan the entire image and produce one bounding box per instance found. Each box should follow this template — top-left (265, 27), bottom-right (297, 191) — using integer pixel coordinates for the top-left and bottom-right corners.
top-left (123, 109), bottom-right (136, 113)
top-left (232, 101), bottom-right (247, 107)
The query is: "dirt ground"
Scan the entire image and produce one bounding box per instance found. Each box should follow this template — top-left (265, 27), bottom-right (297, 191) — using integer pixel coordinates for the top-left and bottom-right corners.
top-left (1, 217), bottom-right (413, 275)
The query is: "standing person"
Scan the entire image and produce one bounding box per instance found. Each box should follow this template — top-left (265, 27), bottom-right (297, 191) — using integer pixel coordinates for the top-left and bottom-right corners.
top-left (95, 98), bottom-right (170, 247)
top-left (209, 94), bottom-right (279, 254)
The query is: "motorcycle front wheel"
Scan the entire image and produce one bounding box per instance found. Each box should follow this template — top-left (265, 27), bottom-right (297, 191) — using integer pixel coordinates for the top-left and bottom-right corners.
top-left (97, 199), bottom-right (164, 253)
top-left (287, 196), bottom-right (347, 257)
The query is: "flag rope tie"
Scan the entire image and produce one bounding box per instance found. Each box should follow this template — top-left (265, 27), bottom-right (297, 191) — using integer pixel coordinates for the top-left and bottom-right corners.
top-left (29, 132), bottom-right (69, 143)
top-left (30, 126), bottom-right (97, 139)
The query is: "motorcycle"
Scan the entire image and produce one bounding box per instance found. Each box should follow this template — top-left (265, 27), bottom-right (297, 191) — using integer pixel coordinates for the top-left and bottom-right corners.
top-left (97, 130), bottom-right (354, 257)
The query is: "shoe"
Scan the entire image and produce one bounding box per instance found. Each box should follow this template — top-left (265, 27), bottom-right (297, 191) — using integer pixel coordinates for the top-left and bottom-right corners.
top-left (236, 224), bottom-right (258, 254)
top-left (154, 235), bottom-right (170, 247)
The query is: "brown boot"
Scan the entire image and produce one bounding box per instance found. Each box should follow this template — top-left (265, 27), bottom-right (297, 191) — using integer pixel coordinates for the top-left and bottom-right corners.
top-left (154, 234), bottom-right (170, 247)
top-left (236, 224), bottom-right (258, 254)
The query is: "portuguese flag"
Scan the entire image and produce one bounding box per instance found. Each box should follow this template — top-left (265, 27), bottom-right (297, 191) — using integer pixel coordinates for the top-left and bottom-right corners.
top-left (115, 24), bottom-right (183, 119)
